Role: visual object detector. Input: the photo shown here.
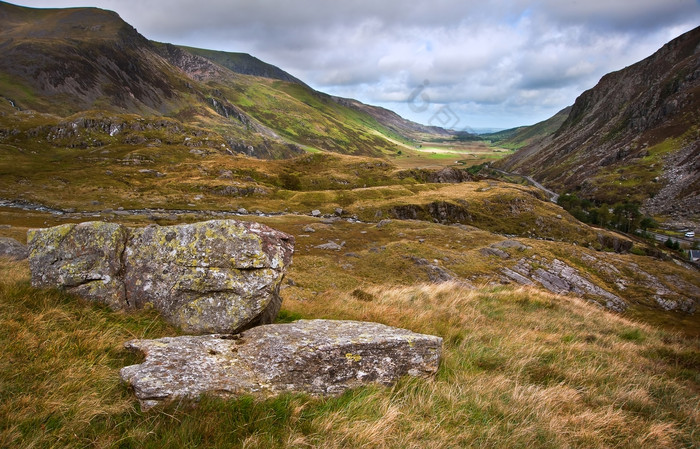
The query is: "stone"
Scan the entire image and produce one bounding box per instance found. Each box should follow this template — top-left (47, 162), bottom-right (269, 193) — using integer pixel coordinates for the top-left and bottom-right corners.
top-left (501, 267), bottom-right (534, 285)
top-left (315, 241), bottom-right (342, 251)
top-left (28, 222), bottom-right (128, 309)
top-left (428, 167), bottom-right (472, 183)
top-left (376, 219), bottom-right (392, 228)
top-left (120, 319), bottom-right (442, 409)
top-left (504, 257), bottom-right (627, 312)
top-left (311, 209), bottom-right (322, 217)
top-left (28, 220), bottom-right (294, 333)
top-left (597, 233), bottom-right (633, 253)
top-left (491, 239), bottom-right (529, 251)
top-left (302, 225), bottom-right (316, 233)
top-left (480, 247), bottom-right (509, 259)
top-left (0, 237), bottom-right (29, 261)
top-left (123, 220), bottom-right (294, 333)
top-left (409, 256), bottom-right (458, 283)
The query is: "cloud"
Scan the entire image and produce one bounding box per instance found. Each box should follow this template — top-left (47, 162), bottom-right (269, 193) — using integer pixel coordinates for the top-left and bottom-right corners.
top-left (13, 0), bottom-right (700, 128)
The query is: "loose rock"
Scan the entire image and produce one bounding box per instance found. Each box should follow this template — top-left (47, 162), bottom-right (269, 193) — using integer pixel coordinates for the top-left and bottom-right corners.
top-left (0, 237), bottom-right (29, 261)
top-left (120, 319), bottom-right (442, 409)
top-left (315, 241), bottom-right (342, 251)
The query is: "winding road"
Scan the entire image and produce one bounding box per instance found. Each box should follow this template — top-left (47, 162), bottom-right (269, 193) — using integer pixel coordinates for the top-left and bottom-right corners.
top-left (487, 167), bottom-right (559, 202)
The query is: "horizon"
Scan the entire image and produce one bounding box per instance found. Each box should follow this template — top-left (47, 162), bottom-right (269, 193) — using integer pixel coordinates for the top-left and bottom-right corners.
top-left (9, 0), bottom-right (700, 129)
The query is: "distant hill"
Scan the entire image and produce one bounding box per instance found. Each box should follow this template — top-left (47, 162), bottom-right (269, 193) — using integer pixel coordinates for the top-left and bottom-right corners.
top-left (484, 107), bottom-right (571, 149)
top-left (331, 96), bottom-right (454, 142)
top-left (496, 26), bottom-right (700, 221)
top-left (0, 2), bottom-right (448, 158)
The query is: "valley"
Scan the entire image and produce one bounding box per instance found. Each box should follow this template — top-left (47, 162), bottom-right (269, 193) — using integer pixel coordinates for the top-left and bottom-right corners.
top-left (0, 2), bottom-right (698, 448)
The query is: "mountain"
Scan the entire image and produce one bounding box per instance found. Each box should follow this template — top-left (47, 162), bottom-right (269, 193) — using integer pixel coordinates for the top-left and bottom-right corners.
top-left (0, 2), bottom-right (447, 158)
top-left (330, 96), bottom-right (454, 141)
top-left (483, 106), bottom-right (571, 149)
top-left (173, 45), bottom-right (307, 86)
top-left (496, 26), bottom-right (700, 221)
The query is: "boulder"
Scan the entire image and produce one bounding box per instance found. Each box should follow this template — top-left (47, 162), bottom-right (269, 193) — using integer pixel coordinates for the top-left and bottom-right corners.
top-left (27, 220), bottom-right (294, 333)
top-left (27, 222), bottom-right (128, 309)
top-left (120, 319), bottom-right (442, 409)
top-left (0, 237), bottom-right (29, 261)
top-left (491, 239), bottom-right (530, 251)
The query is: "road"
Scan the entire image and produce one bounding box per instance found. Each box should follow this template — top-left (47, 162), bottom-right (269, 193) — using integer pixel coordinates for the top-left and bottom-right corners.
top-left (645, 230), bottom-right (697, 246)
top-left (486, 167), bottom-right (559, 202)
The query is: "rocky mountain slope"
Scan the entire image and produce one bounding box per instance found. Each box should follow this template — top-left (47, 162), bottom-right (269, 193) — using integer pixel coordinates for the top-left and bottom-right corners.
top-left (174, 45), bottom-right (307, 86)
top-left (0, 2), bottom-right (447, 158)
top-left (496, 26), bottom-right (700, 221)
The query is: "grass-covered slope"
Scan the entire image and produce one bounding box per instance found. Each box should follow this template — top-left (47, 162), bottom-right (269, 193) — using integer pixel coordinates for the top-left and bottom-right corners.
top-left (1, 257), bottom-right (698, 448)
top-left (484, 106), bottom-right (571, 150)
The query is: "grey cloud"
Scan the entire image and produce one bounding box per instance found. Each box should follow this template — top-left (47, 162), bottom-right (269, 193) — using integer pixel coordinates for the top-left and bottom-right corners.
top-left (14, 0), bottom-right (700, 128)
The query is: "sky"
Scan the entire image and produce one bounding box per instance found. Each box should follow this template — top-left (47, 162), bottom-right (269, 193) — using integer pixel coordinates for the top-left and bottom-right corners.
top-left (11, 0), bottom-right (700, 131)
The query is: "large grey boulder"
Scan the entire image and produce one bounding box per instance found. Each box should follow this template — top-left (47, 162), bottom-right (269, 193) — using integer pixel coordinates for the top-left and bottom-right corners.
top-left (27, 220), bottom-right (294, 333)
top-left (0, 237), bottom-right (29, 261)
top-left (27, 222), bottom-right (128, 309)
top-left (120, 319), bottom-right (442, 409)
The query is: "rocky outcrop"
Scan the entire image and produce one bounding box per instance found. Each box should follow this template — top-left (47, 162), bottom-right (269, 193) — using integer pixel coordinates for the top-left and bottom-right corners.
top-left (409, 256), bottom-right (458, 283)
top-left (28, 220), bottom-right (294, 333)
top-left (28, 222), bottom-right (129, 309)
top-left (502, 256), bottom-right (627, 312)
top-left (120, 319), bottom-right (443, 410)
top-left (397, 167), bottom-right (473, 184)
top-left (481, 239), bottom-right (531, 259)
top-left (0, 237), bottom-right (28, 260)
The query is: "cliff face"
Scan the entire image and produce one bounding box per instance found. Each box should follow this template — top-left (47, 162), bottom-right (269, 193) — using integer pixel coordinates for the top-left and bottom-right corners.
top-left (497, 26), bottom-right (700, 219)
top-left (0, 3), bottom-right (184, 114)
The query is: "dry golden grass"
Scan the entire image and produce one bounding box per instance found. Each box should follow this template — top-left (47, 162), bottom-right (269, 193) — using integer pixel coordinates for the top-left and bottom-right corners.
top-left (0, 256), bottom-right (698, 448)
top-left (277, 282), bottom-right (700, 448)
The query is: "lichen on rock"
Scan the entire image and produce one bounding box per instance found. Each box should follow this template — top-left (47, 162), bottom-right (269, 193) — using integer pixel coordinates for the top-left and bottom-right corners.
top-left (27, 219), bottom-right (294, 333)
top-left (120, 319), bottom-right (443, 409)
top-left (27, 221), bottom-right (128, 309)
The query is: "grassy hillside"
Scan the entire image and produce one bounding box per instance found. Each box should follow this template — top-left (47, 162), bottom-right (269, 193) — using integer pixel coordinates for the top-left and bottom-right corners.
top-left (483, 107), bottom-right (571, 150)
top-left (1, 256), bottom-right (698, 448)
top-left (0, 5), bottom-right (698, 447)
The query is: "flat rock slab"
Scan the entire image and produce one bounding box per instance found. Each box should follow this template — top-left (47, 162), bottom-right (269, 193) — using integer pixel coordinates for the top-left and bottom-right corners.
top-left (120, 319), bottom-right (442, 409)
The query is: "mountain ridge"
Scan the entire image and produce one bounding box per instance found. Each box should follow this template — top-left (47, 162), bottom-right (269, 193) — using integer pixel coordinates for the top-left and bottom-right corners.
top-left (496, 26), bottom-right (700, 222)
top-left (0, 1), bottom-right (449, 159)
